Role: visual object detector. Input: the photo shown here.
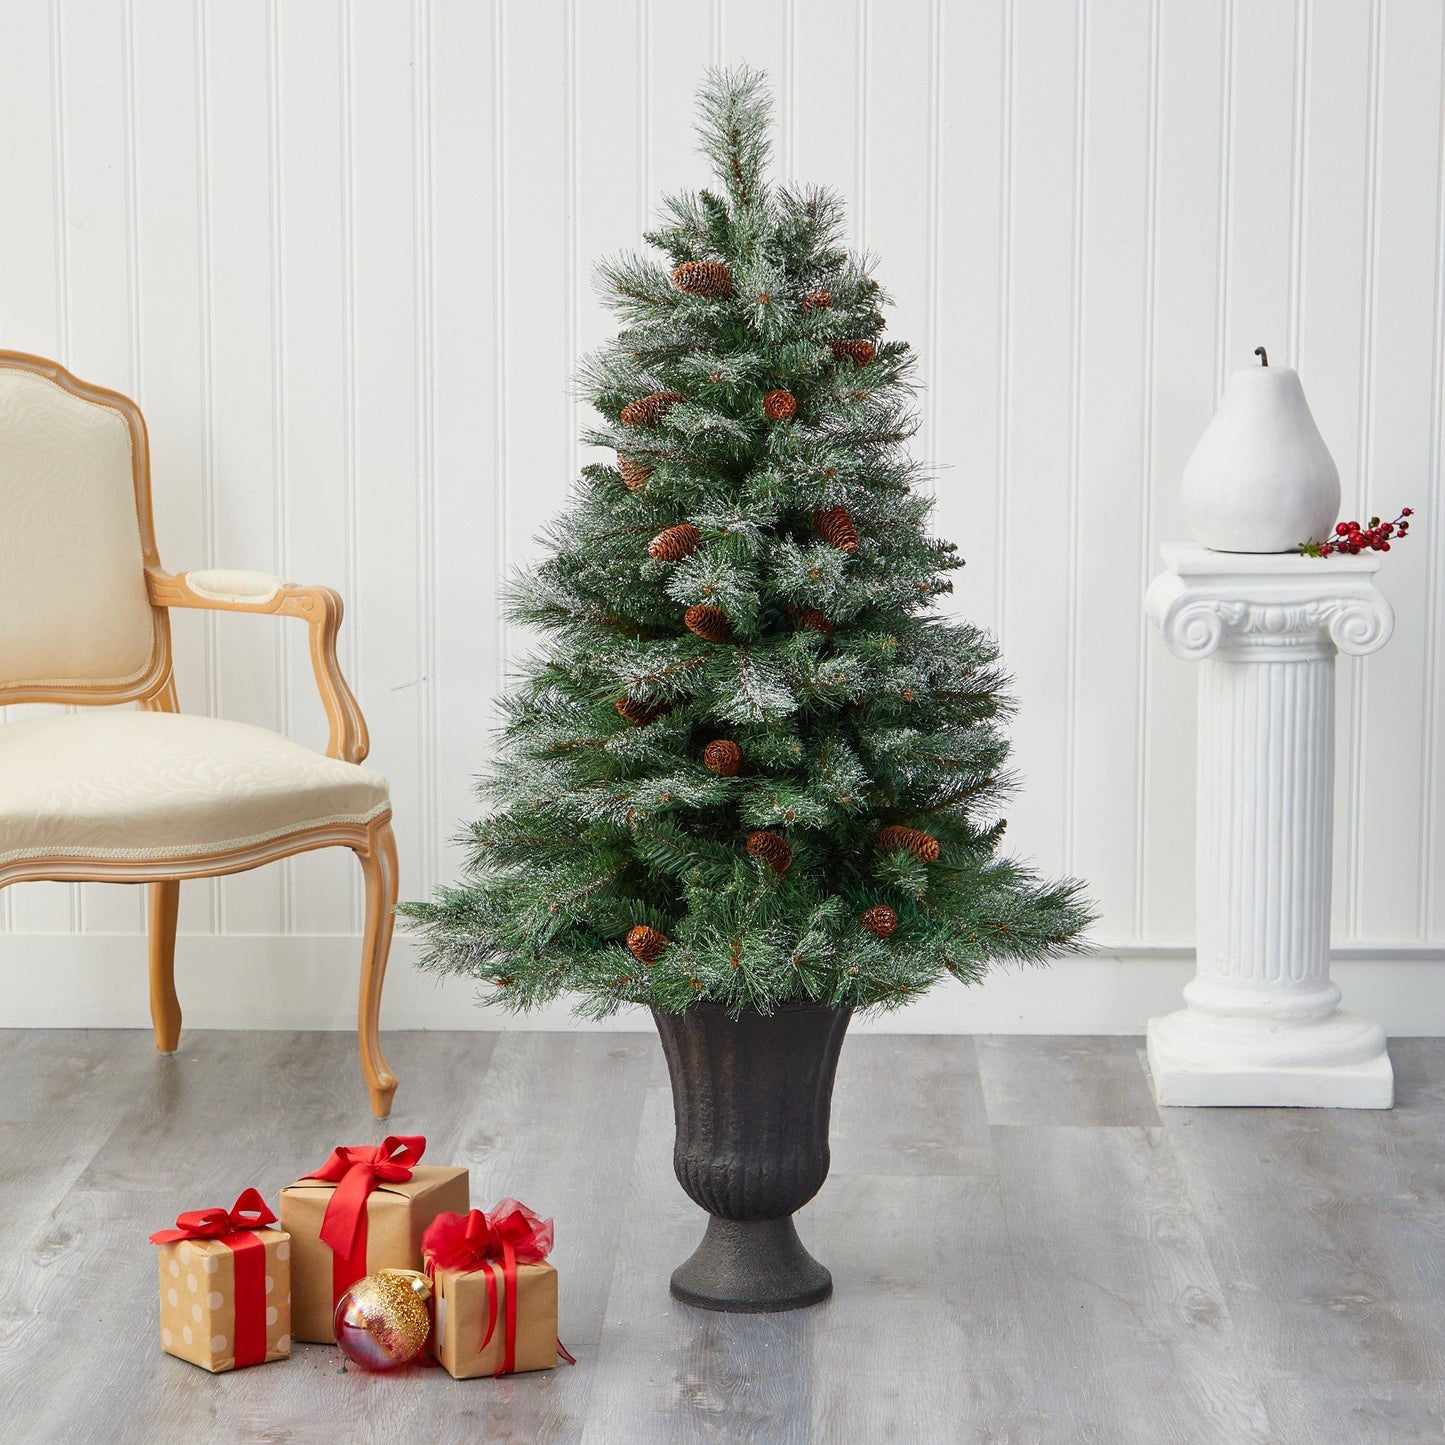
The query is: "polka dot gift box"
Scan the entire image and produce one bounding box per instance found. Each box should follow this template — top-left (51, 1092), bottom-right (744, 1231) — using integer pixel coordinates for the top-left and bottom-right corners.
top-left (149, 1189), bottom-right (291, 1373)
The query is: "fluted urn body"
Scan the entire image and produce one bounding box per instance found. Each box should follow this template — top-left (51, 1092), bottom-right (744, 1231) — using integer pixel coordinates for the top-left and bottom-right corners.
top-left (652, 1001), bottom-right (852, 1312)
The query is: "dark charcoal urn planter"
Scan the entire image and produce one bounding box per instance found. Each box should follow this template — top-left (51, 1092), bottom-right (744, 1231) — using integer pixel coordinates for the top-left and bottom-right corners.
top-left (651, 1000), bottom-right (853, 1313)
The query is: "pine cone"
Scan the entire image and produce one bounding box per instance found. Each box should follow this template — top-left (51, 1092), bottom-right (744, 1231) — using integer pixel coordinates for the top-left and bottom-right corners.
top-left (860, 905), bottom-right (899, 938)
top-left (831, 339), bottom-right (876, 368)
top-left (801, 287), bottom-right (833, 312)
top-left (615, 696), bottom-right (666, 728)
top-left (764, 388), bottom-right (797, 421)
top-left (684, 603), bottom-right (732, 643)
top-left (648, 523), bottom-right (701, 561)
top-left (814, 506), bottom-right (859, 554)
top-left (617, 453), bottom-right (653, 490)
top-left (626, 924), bottom-right (668, 964)
top-left (877, 824), bottom-right (940, 863)
top-left (621, 390), bottom-right (685, 427)
top-left (797, 608), bottom-right (833, 636)
top-left (747, 829), bottom-right (793, 875)
top-left (672, 260), bottom-right (733, 299)
top-left (702, 739), bottom-right (742, 776)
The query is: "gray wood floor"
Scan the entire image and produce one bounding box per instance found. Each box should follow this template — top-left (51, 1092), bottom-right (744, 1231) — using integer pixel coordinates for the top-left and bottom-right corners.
top-left (4, 1029), bottom-right (1445, 1444)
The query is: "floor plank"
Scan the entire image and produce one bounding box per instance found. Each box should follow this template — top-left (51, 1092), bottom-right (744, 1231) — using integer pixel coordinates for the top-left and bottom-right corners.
top-left (976, 1035), bottom-right (1161, 1128)
top-left (991, 1124), bottom-right (1272, 1444)
top-left (829, 1033), bottom-right (995, 1178)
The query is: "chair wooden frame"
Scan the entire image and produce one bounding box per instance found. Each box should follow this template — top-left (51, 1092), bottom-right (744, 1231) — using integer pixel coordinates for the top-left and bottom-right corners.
top-left (0, 350), bottom-right (398, 1117)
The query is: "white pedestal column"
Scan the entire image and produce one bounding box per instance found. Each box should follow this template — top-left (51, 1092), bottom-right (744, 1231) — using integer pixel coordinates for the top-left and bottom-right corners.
top-left (1144, 544), bottom-right (1395, 1108)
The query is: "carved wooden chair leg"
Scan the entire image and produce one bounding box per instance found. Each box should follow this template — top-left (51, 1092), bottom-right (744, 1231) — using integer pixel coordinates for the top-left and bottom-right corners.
top-left (148, 879), bottom-right (182, 1054)
top-left (355, 815), bottom-right (399, 1117)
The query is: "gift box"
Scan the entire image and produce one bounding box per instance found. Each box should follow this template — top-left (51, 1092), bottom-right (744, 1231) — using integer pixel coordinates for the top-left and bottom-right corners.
top-left (149, 1189), bottom-right (290, 1373)
top-left (423, 1201), bottom-right (570, 1379)
top-left (279, 1135), bottom-right (468, 1343)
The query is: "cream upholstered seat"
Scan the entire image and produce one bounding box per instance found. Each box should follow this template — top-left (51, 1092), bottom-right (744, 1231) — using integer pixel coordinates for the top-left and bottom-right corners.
top-left (0, 351), bottom-right (400, 1116)
top-left (0, 713), bottom-right (389, 864)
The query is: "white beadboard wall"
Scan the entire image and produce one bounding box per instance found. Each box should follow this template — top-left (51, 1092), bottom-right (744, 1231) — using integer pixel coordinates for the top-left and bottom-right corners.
top-left (1, 0), bottom-right (1443, 1034)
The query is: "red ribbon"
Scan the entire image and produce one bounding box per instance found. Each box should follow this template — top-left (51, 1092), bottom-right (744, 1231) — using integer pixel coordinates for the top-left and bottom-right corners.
top-left (422, 1201), bottom-right (572, 1375)
top-left (149, 1188), bottom-right (276, 1368)
top-left (302, 1135), bottom-right (426, 1309)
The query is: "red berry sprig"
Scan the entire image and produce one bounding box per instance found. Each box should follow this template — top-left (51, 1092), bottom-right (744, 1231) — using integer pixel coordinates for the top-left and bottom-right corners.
top-left (1301, 508), bottom-right (1412, 558)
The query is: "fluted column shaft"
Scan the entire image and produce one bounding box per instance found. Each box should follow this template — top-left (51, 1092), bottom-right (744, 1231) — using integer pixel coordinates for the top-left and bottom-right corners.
top-left (1144, 544), bottom-right (1394, 1108)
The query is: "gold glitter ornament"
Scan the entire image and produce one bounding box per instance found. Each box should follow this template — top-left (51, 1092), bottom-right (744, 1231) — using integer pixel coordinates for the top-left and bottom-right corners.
top-left (333, 1269), bottom-right (432, 1371)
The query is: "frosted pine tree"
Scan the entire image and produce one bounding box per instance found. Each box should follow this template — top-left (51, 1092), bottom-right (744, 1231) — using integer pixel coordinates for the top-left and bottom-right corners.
top-left (402, 68), bottom-right (1092, 1018)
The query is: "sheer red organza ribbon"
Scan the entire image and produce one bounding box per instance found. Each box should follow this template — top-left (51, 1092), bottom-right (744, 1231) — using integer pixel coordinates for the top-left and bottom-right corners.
top-left (302, 1134), bottom-right (426, 1309)
top-left (422, 1201), bottom-right (574, 1374)
top-left (149, 1188), bottom-right (277, 1367)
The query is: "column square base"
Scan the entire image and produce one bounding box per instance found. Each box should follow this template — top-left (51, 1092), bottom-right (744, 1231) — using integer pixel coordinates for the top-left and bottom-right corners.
top-left (1146, 1022), bottom-right (1394, 1109)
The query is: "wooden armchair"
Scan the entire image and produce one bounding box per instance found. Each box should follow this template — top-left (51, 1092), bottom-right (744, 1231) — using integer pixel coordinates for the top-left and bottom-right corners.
top-left (0, 351), bottom-right (398, 1116)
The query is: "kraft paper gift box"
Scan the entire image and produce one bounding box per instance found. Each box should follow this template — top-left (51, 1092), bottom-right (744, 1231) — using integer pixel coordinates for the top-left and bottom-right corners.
top-left (279, 1135), bottom-right (468, 1343)
top-left (149, 1189), bottom-right (290, 1373)
top-left (422, 1202), bottom-right (570, 1379)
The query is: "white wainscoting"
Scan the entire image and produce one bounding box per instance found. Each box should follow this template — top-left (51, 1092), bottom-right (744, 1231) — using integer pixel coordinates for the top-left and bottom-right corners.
top-left (1, 0), bottom-right (1442, 1034)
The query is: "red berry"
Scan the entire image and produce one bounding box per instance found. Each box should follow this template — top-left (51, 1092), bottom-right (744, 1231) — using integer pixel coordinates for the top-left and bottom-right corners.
top-left (1380, 541), bottom-right (1390, 550)
top-left (1336, 522), bottom-right (1350, 535)
top-left (1402, 507), bottom-right (1413, 517)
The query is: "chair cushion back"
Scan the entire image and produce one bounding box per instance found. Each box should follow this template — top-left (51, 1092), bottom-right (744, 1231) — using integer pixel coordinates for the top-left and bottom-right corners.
top-left (0, 365), bottom-right (157, 693)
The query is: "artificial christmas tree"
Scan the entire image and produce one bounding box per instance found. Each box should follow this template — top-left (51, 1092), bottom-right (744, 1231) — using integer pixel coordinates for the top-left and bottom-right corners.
top-left (403, 67), bottom-right (1091, 1310)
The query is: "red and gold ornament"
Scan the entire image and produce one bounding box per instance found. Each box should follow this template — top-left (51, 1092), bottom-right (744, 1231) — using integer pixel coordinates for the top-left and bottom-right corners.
top-left (333, 1269), bottom-right (432, 1372)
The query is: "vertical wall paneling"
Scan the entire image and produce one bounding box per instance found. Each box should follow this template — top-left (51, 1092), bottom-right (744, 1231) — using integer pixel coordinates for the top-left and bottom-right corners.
top-left (1426, 13), bottom-right (1445, 940)
top-left (1294, 0), bottom-right (1375, 941)
top-left (931, 0), bottom-right (1006, 652)
top-left (1, 0), bottom-right (1443, 1015)
top-left (0, 0), bottom-right (70, 935)
top-left (201, 0), bottom-right (286, 934)
top-left (998, 0), bottom-right (1080, 885)
top-left (347, 0), bottom-right (424, 910)
top-left (1139, 0), bottom-right (1227, 942)
top-left (1353, 0), bottom-right (1444, 935)
top-left (276, 0), bottom-right (358, 932)
top-left (431, 0), bottom-right (500, 887)
top-left (1072, 0), bottom-right (1154, 938)
top-left (132, 0), bottom-right (213, 936)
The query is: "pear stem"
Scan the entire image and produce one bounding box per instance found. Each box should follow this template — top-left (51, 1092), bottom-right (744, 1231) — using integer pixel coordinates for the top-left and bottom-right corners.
top-left (1254, 346), bottom-right (1269, 367)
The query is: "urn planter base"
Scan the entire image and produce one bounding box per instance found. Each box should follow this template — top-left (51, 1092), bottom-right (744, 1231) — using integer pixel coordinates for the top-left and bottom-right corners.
top-left (670, 1217), bottom-right (832, 1313)
top-left (653, 1001), bottom-right (851, 1315)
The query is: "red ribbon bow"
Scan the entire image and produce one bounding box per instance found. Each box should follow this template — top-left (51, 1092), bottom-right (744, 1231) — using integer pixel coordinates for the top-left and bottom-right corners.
top-left (149, 1189), bottom-right (277, 1368)
top-left (148, 1187), bottom-right (276, 1245)
top-left (303, 1135), bottom-right (426, 1308)
top-left (422, 1201), bottom-right (573, 1375)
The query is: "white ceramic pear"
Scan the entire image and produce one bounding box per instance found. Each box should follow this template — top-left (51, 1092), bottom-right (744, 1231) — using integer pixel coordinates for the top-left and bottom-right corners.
top-left (1181, 351), bottom-right (1340, 554)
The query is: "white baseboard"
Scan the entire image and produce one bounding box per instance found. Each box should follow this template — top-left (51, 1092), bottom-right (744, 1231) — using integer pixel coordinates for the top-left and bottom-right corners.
top-left (3, 933), bottom-right (1445, 1035)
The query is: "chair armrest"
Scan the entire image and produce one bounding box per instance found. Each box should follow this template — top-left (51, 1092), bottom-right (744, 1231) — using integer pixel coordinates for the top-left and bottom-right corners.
top-left (147, 567), bottom-right (370, 764)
